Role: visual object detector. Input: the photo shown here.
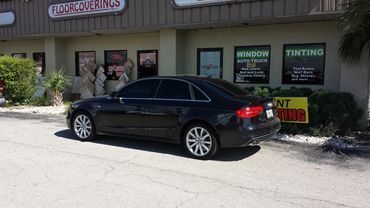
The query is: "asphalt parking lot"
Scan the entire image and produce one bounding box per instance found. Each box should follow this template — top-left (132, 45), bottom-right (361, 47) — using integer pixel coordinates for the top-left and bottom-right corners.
top-left (0, 112), bottom-right (370, 208)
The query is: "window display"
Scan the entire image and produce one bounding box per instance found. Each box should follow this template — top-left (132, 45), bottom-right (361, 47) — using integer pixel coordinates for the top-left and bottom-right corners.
top-left (75, 51), bottom-right (96, 76)
top-left (137, 50), bottom-right (158, 79)
top-left (282, 43), bottom-right (326, 85)
top-left (104, 50), bottom-right (128, 80)
top-left (234, 45), bottom-right (270, 84)
top-left (12, 53), bottom-right (26, 59)
top-left (197, 48), bottom-right (223, 78)
top-left (33, 53), bottom-right (46, 75)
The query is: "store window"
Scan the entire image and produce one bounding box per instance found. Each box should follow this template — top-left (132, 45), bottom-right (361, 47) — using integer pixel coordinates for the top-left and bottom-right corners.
top-left (234, 45), bottom-right (270, 84)
top-left (12, 53), bottom-right (26, 59)
top-left (104, 50), bottom-right (128, 80)
top-left (137, 50), bottom-right (158, 79)
top-left (75, 51), bottom-right (96, 76)
top-left (197, 48), bottom-right (223, 78)
top-left (33, 53), bottom-right (46, 75)
top-left (282, 43), bottom-right (326, 85)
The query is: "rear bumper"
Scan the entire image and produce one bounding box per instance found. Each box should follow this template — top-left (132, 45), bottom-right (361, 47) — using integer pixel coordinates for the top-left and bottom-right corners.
top-left (238, 129), bottom-right (279, 147)
top-left (218, 117), bottom-right (281, 148)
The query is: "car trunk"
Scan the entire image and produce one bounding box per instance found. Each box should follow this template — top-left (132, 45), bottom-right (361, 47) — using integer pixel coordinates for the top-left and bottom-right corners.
top-left (233, 95), bottom-right (277, 123)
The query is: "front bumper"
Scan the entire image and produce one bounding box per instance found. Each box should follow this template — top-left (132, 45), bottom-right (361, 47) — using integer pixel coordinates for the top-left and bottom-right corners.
top-left (66, 111), bottom-right (72, 129)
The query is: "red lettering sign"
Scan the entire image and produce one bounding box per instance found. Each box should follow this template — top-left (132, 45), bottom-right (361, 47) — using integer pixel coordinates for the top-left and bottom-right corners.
top-left (277, 109), bottom-right (307, 122)
top-left (48, 0), bottom-right (126, 19)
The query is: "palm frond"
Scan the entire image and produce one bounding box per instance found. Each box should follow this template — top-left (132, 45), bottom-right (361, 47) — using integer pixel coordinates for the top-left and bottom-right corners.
top-left (338, 0), bottom-right (370, 63)
top-left (44, 69), bottom-right (71, 93)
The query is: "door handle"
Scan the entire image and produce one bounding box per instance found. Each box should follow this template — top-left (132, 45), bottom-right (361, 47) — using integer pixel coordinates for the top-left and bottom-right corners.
top-left (119, 98), bottom-right (125, 104)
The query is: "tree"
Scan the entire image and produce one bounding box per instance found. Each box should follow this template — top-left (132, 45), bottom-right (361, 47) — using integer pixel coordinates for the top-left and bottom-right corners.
top-left (43, 69), bottom-right (71, 106)
top-left (338, 0), bottom-right (370, 63)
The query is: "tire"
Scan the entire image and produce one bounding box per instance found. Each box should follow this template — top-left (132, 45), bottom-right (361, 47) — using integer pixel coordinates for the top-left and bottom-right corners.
top-left (183, 123), bottom-right (219, 160)
top-left (72, 112), bottom-right (96, 141)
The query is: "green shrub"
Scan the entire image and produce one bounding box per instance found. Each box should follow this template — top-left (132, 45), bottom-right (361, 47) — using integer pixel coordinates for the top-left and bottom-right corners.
top-left (245, 87), bottom-right (363, 136)
top-left (26, 96), bottom-right (49, 106)
top-left (309, 90), bottom-right (362, 136)
top-left (0, 56), bottom-right (37, 104)
top-left (245, 87), bottom-right (272, 97)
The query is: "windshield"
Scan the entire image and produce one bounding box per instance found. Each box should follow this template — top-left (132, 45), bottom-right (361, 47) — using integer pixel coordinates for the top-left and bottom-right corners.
top-left (206, 79), bottom-right (249, 96)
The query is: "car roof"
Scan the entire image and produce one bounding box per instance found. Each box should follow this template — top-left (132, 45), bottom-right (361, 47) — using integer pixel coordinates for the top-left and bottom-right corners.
top-left (143, 75), bottom-right (216, 83)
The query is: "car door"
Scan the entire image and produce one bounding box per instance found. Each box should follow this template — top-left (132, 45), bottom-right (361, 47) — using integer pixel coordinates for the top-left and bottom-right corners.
top-left (143, 79), bottom-right (193, 141)
top-left (96, 79), bottom-right (161, 137)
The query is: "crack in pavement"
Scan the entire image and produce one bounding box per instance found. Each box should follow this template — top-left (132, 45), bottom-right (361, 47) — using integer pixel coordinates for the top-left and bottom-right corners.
top-left (134, 174), bottom-right (200, 208)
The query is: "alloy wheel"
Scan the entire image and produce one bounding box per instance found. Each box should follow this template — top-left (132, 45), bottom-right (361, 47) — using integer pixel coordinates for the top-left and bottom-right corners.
top-left (186, 127), bottom-right (213, 157)
top-left (74, 114), bottom-right (92, 139)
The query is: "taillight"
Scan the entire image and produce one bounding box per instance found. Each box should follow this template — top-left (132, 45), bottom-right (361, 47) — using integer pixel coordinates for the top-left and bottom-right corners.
top-left (236, 106), bottom-right (264, 118)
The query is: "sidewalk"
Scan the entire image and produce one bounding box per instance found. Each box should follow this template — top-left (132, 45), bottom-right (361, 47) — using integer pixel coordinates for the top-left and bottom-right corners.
top-left (0, 105), bottom-right (66, 115)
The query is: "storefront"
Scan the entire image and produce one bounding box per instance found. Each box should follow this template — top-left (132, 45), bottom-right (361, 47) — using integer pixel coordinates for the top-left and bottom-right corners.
top-left (0, 0), bottom-right (369, 125)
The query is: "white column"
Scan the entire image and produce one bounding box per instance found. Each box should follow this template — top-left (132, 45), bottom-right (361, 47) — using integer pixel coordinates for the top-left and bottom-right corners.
top-left (44, 37), bottom-right (67, 73)
top-left (159, 29), bottom-right (185, 76)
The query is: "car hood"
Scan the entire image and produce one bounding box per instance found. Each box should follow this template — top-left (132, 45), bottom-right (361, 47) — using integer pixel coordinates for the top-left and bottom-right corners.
top-left (73, 95), bottom-right (110, 106)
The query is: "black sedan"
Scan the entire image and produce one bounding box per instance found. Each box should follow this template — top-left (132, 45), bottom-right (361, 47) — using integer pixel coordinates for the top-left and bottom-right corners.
top-left (67, 76), bottom-right (280, 159)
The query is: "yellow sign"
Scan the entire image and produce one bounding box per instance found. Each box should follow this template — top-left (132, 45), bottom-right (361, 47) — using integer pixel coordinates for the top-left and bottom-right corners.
top-left (273, 97), bottom-right (309, 124)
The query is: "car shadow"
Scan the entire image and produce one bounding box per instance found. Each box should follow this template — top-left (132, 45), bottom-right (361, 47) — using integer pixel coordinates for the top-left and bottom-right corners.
top-left (54, 129), bottom-right (261, 162)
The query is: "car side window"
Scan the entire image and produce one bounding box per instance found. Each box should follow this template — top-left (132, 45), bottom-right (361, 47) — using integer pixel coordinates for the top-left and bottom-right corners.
top-left (192, 85), bottom-right (209, 101)
top-left (156, 80), bottom-right (191, 100)
top-left (118, 79), bottom-right (160, 98)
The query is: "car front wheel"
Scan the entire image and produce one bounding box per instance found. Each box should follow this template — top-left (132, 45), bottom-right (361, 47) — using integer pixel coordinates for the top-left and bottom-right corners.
top-left (183, 124), bottom-right (219, 160)
top-left (72, 112), bottom-right (96, 141)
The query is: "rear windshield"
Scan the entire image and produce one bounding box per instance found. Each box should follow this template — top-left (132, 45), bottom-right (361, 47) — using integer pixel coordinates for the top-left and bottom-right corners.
top-left (205, 79), bottom-right (249, 96)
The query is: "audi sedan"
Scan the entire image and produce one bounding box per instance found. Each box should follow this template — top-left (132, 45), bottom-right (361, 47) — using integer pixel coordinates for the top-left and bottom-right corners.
top-left (66, 76), bottom-right (280, 159)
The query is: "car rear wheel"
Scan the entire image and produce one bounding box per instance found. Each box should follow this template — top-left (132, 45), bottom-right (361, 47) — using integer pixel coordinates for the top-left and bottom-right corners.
top-left (73, 112), bottom-right (96, 141)
top-left (183, 124), bottom-right (219, 160)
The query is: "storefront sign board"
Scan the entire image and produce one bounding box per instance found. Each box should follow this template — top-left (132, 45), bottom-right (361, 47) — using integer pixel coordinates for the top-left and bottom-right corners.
top-left (48, 0), bottom-right (126, 19)
top-left (282, 43), bottom-right (326, 85)
top-left (273, 97), bottom-right (309, 123)
top-left (234, 45), bottom-right (270, 84)
top-left (0, 11), bottom-right (15, 26)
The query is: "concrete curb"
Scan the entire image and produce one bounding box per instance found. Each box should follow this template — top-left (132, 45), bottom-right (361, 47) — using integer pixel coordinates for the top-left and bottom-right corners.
top-left (0, 111), bottom-right (65, 123)
top-left (271, 137), bottom-right (370, 157)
